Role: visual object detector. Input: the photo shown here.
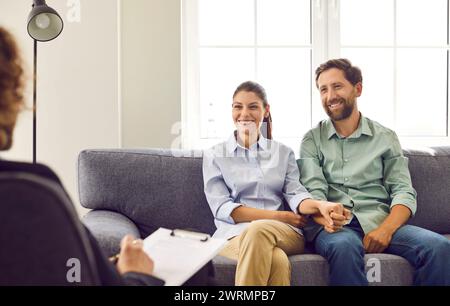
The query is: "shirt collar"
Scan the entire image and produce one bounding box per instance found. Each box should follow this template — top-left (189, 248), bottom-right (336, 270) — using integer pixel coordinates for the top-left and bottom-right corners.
top-left (326, 113), bottom-right (373, 140)
top-left (226, 131), bottom-right (269, 154)
top-left (359, 115), bottom-right (373, 137)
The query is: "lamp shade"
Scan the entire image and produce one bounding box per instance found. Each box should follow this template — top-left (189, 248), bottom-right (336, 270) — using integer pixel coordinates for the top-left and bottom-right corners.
top-left (27, 0), bottom-right (63, 42)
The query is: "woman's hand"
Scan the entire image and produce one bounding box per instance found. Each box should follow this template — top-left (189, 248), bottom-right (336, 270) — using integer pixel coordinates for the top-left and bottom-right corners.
top-left (277, 211), bottom-right (308, 228)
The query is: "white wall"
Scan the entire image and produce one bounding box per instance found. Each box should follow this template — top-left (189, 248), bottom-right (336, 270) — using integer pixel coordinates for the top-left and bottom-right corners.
top-left (1, 0), bottom-right (183, 215)
top-left (0, 0), bottom-right (181, 214)
top-left (121, 0), bottom-right (181, 148)
top-left (0, 0), bottom-right (121, 215)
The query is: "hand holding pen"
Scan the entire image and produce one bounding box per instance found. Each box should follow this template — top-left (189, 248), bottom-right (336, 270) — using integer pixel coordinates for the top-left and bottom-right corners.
top-left (110, 235), bottom-right (154, 276)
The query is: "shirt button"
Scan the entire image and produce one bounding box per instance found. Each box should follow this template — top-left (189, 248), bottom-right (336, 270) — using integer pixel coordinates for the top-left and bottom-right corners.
top-left (344, 178), bottom-right (349, 181)
top-left (344, 159), bottom-right (349, 163)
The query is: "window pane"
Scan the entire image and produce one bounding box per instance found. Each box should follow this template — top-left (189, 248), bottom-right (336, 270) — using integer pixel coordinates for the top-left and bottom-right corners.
top-left (257, 48), bottom-right (311, 138)
top-left (340, 0), bottom-right (393, 46)
top-left (341, 48), bottom-right (395, 129)
top-left (199, 0), bottom-right (254, 46)
top-left (257, 0), bottom-right (310, 46)
top-left (396, 49), bottom-right (447, 136)
top-left (397, 0), bottom-right (447, 46)
top-left (199, 48), bottom-right (255, 138)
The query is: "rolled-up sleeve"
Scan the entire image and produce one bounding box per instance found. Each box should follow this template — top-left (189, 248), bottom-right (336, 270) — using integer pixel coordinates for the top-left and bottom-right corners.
top-left (382, 133), bottom-right (417, 215)
top-left (299, 131), bottom-right (329, 201)
top-left (283, 150), bottom-right (312, 214)
top-left (202, 150), bottom-right (241, 224)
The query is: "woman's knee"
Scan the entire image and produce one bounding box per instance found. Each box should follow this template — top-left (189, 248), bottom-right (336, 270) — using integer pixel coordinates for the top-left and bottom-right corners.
top-left (240, 220), bottom-right (275, 241)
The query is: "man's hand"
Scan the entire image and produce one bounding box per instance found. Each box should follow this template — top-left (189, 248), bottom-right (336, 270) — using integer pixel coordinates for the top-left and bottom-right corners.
top-left (278, 211), bottom-right (309, 228)
top-left (363, 205), bottom-right (412, 253)
top-left (363, 226), bottom-right (394, 253)
top-left (117, 235), bottom-right (154, 275)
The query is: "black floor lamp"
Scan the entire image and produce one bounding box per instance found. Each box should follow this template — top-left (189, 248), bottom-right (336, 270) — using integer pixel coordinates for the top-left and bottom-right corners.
top-left (27, 0), bottom-right (63, 163)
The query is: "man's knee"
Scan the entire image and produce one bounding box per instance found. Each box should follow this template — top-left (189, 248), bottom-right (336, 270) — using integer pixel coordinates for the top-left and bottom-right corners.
top-left (397, 226), bottom-right (450, 255)
top-left (317, 231), bottom-right (364, 258)
top-left (420, 234), bottom-right (450, 257)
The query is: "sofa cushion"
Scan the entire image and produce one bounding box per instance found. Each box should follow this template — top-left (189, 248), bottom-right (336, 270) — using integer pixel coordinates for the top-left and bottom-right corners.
top-left (213, 253), bottom-right (414, 286)
top-left (404, 147), bottom-right (450, 234)
top-left (214, 235), bottom-right (450, 286)
top-left (78, 149), bottom-right (216, 237)
top-left (82, 210), bottom-right (141, 257)
top-left (78, 147), bottom-right (450, 237)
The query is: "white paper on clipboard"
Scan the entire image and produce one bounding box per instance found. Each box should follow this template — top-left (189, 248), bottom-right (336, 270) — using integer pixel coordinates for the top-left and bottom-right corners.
top-left (143, 228), bottom-right (227, 286)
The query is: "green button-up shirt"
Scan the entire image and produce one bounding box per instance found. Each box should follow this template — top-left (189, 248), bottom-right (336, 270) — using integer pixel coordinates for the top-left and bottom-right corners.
top-left (298, 115), bottom-right (417, 241)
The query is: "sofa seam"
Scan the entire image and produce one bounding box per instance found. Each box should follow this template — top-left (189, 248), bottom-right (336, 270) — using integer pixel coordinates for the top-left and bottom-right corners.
top-left (81, 150), bottom-right (203, 160)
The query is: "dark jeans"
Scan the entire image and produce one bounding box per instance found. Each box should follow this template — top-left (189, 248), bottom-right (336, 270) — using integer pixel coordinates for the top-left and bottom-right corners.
top-left (314, 217), bottom-right (450, 286)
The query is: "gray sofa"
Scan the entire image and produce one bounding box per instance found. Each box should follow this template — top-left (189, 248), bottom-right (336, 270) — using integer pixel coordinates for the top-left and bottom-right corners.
top-left (78, 147), bottom-right (450, 286)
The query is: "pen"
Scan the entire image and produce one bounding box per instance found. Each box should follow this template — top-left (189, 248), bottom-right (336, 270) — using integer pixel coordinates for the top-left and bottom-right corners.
top-left (109, 239), bottom-right (142, 265)
top-left (109, 253), bottom-right (120, 265)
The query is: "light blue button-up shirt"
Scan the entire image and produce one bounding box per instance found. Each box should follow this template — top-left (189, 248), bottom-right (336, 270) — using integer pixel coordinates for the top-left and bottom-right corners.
top-left (203, 133), bottom-right (312, 239)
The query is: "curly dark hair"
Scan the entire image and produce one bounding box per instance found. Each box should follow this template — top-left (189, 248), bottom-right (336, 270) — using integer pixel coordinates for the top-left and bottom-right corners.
top-left (0, 27), bottom-right (24, 151)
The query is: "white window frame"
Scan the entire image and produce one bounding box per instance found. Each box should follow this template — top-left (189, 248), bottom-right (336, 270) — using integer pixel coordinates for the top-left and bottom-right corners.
top-left (336, 0), bottom-right (450, 148)
top-left (182, 0), bottom-right (450, 151)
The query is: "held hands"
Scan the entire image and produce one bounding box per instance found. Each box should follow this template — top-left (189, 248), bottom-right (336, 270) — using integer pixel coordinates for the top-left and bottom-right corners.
top-left (313, 201), bottom-right (352, 233)
top-left (116, 235), bottom-right (154, 275)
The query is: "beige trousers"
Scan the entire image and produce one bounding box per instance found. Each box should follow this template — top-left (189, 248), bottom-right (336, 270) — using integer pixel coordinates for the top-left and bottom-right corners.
top-left (219, 219), bottom-right (305, 286)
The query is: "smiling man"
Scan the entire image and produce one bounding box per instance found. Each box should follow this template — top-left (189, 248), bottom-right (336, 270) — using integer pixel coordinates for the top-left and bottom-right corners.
top-left (298, 58), bottom-right (450, 285)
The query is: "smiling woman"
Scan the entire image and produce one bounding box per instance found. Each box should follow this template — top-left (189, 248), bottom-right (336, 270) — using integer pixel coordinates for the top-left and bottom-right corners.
top-left (232, 81), bottom-right (272, 147)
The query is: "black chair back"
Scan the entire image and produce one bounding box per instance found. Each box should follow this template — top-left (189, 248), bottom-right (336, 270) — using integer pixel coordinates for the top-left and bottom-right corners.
top-left (0, 172), bottom-right (100, 285)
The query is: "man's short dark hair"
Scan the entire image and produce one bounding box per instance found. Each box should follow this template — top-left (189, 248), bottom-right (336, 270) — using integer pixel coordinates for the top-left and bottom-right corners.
top-left (315, 58), bottom-right (363, 87)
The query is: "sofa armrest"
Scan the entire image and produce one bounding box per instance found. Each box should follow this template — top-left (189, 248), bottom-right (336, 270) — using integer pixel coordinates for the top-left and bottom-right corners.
top-left (82, 210), bottom-right (141, 257)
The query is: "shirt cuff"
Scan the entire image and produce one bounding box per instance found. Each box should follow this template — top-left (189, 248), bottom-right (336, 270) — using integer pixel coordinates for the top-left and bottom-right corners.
top-left (288, 194), bottom-right (312, 215)
top-left (310, 191), bottom-right (328, 202)
top-left (390, 195), bottom-right (417, 216)
top-left (216, 201), bottom-right (243, 224)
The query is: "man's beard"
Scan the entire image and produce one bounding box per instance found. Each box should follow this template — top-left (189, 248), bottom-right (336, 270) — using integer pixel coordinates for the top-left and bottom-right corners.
top-left (325, 98), bottom-right (355, 121)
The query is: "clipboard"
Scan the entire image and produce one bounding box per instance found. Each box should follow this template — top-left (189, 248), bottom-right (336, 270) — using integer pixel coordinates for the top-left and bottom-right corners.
top-left (143, 228), bottom-right (227, 286)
